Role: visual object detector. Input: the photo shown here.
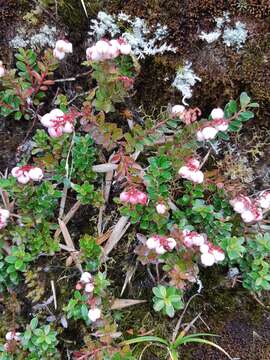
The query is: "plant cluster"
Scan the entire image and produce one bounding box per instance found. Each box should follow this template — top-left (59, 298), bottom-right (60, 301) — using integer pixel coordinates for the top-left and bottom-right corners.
top-left (0, 32), bottom-right (268, 360)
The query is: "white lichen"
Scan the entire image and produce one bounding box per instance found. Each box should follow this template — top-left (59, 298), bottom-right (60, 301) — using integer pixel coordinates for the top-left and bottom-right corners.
top-left (199, 30), bottom-right (221, 43)
top-left (223, 21), bottom-right (248, 49)
top-left (10, 25), bottom-right (57, 50)
top-left (172, 62), bottom-right (201, 105)
top-left (88, 11), bottom-right (177, 59)
top-left (199, 12), bottom-right (248, 50)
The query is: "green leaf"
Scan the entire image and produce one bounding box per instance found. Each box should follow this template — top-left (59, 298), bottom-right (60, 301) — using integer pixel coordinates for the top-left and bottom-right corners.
top-left (227, 100), bottom-right (237, 114)
top-left (165, 304), bottom-right (175, 318)
top-left (153, 300), bottom-right (164, 312)
top-left (240, 92), bottom-right (251, 108)
top-left (239, 111), bottom-right (254, 121)
top-left (30, 317), bottom-right (38, 330)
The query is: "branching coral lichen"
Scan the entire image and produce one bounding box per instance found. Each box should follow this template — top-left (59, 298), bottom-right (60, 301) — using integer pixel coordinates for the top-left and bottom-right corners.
top-left (172, 62), bottom-right (201, 105)
top-left (88, 11), bottom-right (177, 59)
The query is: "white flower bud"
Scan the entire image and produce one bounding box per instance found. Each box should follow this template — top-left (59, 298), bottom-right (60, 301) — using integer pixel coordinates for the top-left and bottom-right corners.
top-left (50, 109), bottom-right (64, 119)
top-left (201, 252), bottom-right (215, 266)
top-left (88, 307), bottom-right (101, 322)
top-left (156, 203), bottom-right (167, 214)
top-left (200, 244), bottom-right (209, 254)
top-left (85, 283), bottom-right (94, 293)
top-left (28, 167), bottom-right (43, 181)
top-left (167, 237), bottom-right (176, 250)
top-left (155, 245), bottom-right (166, 254)
top-left (201, 126), bottom-right (218, 140)
top-left (40, 113), bottom-right (54, 128)
top-left (63, 122), bottom-right (74, 134)
top-left (0, 61), bottom-right (5, 77)
top-left (120, 43), bottom-right (132, 55)
top-left (17, 173), bottom-right (30, 184)
top-left (192, 234), bottom-right (205, 246)
top-left (212, 249), bottom-right (225, 262)
top-left (80, 272), bottom-right (92, 284)
top-left (171, 105), bottom-right (185, 115)
top-left (96, 40), bottom-right (110, 56)
top-left (0, 209), bottom-right (10, 220)
top-left (53, 49), bottom-right (66, 60)
top-left (146, 237), bottom-right (158, 250)
top-left (241, 210), bottom-right (255, 223)
top-left (211, 108), bottom-right (224, 120)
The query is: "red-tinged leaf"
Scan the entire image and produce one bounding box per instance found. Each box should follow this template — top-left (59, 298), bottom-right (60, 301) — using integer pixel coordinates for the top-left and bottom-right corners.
top-left (43, 79), bottom-right (55, 86)
top-left (40, 86), bottom-right (48, 91)
top-left (31, 70), bottom-right (42, 82)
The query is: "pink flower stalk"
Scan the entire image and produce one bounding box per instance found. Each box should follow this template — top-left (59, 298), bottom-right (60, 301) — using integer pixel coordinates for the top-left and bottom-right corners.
top-left (53, 39), bottom-right (73, 60)
top-left (171, 105), bottom-right (185, 117)
top-left (257, 191), bottom-right (270, 210)
top-left (178, 158), bottom-right (204, 184)
top-left (156, 203), bottom-right (167, 215)
top-left (0, 208), bottom-right (10, 230)
top-left (146, 235), bottom-right (176, 254)
top-left (119, 188), bottom-right (148, 205)
top-left (230, 195), bottom-right (263, 223)
top-left (11, 165), bottom-right (43, 184)
top-left (88, 307), bottom-right (101, 322)
top-left (86, 38), bottom-right (131, 62)
top-left (0, 61), bottom-right (5, 77)
top-left (40, 109), bottom-right (75, 138)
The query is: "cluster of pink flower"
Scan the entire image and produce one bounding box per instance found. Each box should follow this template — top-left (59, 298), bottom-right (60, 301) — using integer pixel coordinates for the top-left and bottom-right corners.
top-left (197, 108), bottom-right (229, 141)
top-left (178, 158), bottom-right (204, 184)
top-left (120, 188), bottom-right (148, 205)
top-left (230, 192), bottom-right (269, 223)
top-left (53, 40), bottom-right (73, 60)
top-left (146, 235), bottom-right (176, 254)
top-left (75, 272), bottom-right (101, 322)
top-left (4, 331), bottom-right (21, 352)
top-left (0, 61), bottom-right (5, 77)
top-left (0, 208), bottom-right (10, 230)
top-left (86, 38), bottom-right (131, 62)
top-left (76, 272), bottom-right (94, 293)
top-left (40, 109), bottom-right (74, 138)
top-left (11, 165), bottom-right (43, 184)
top-left (182, 229), bottom-right (225, 266)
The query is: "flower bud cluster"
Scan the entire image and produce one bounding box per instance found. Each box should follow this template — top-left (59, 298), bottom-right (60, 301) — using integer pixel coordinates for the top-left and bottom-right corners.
top-left (40, 109), bottom-right (74, 138)
top-left (120, 188), bottom-right (148, 205)
top-left (197, 108), bottom-right (229, 141)
top-left (11, 165), bottom-right (43, 184)
top-left (76, 272), bottom-right (95, 293)
top-left (53, 40), bottom-right (73, 60)
top-left (230, 193), bottom-right (266, 223)
top-left (146, 235), bottom-right (176, 254)
top-left (182, 229), bottom-right (225, 266)
top-left (75, 272), bottom-right (101, 322)
top-left (178, 158), bottom-right (204, 184)
top-left (86, 38), bottom-right (131, 62)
